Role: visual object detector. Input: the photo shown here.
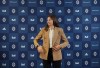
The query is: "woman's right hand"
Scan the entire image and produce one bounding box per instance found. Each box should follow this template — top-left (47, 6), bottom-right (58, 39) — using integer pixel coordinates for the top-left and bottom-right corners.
top-left (37, 46), bottom-right (44, 53)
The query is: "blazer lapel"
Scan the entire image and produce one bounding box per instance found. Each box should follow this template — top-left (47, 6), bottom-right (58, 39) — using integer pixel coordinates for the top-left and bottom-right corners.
top-left (52, 27), bottom-right (58, 46)
top-left (45, 30), bottom-right (49, 41)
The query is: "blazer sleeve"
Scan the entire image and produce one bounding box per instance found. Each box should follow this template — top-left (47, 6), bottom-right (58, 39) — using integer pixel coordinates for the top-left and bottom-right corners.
top-left (33, 28), bottom-right (44, 48)
top-left (60, 28), bottom-right (69, 49)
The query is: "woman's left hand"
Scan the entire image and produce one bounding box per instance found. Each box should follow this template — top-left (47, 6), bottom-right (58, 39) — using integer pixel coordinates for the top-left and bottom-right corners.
top-left (52, 45), bottom-right (61, 51)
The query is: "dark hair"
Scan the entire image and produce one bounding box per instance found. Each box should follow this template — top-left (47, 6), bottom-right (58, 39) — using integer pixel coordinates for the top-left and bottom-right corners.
top-left (44, 14), bottom-right (59, 31)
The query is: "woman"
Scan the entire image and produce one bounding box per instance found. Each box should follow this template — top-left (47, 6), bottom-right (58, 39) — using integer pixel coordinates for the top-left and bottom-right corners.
top-left (34, 14), bottom-right (69, 68)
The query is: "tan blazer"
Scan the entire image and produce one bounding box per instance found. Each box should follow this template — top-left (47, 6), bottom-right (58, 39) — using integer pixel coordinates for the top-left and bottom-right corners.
top-left (34, 27), bottom-right (69, 61)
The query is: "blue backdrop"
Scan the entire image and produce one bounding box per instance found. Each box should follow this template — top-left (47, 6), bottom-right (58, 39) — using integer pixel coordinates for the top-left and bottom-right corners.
top-left (0, 0), bottom-right (100, 68)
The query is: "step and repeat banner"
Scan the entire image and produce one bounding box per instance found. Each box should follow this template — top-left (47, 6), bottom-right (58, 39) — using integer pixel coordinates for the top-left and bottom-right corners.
top-left (0, 0), bottom-right (100, 68)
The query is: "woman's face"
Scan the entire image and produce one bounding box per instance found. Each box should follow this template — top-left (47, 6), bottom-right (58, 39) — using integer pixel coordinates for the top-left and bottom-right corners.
top-left (47, 17), bottom-right (53, 27)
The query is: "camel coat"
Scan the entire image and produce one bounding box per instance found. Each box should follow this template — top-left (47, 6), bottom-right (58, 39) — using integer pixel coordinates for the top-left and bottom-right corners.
top-left (34, 27), bottom-right (69, 61)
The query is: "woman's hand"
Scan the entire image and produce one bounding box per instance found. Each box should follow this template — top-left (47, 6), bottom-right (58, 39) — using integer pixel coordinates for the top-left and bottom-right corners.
top-left (37, 46), bottom-right (44, 53)
top-left (52, 45), bottom-right (61, 51)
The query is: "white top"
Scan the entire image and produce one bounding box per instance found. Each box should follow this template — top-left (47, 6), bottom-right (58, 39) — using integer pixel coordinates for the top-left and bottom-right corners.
top-left (49, 27), bottom-right (54, 48)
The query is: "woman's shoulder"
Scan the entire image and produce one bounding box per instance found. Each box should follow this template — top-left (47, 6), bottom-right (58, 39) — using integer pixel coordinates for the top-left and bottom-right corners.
top-left (55, 27), bottom-right (63, 30)
top-left (55, 27), bottom-right (64, 33)
top-left (40, 27), bottom-right (45, 31)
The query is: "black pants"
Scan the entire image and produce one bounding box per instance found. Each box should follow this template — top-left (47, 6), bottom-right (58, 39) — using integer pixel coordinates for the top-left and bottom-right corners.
top-left (43, 48), bottom-right (61, 68)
